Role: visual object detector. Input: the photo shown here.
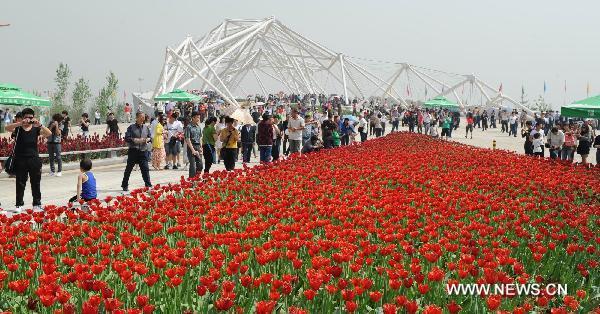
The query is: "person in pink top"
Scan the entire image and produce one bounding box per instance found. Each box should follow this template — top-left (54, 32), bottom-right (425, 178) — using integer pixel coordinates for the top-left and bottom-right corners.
top-left (465, 112), bottom-right (474, 139)
top-left (124, 103), bottom-right (132, 123)
top-left (417, 111), bottom-right (424, 133)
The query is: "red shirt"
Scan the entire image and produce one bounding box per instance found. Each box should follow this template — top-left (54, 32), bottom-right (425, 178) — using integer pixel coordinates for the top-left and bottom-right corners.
top-left (467, 117), bottom-right (474, 124)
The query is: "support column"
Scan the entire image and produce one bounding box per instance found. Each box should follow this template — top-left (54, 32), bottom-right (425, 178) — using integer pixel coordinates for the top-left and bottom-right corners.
top-left (339, 54), bottom-right (349, 105)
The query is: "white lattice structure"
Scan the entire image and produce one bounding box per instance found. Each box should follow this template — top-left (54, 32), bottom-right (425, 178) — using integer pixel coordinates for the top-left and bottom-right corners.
top-left (152, 17), bottom-right (532, 115)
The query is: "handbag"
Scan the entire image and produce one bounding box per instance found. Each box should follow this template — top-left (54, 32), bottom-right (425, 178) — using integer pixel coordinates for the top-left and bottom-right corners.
top-left (4, 127), bottom-right (20, 175)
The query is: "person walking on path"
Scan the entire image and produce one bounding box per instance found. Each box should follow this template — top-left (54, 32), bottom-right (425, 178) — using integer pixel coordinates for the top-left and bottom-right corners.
top-left (287, 109), bottom-right (305, 154)
top-left (184, 111), bottom-right (203, 178)
top-left (219, 117), bottom-right (240, 171)
top-left (47, 113), bottom-right (64, 177)
top-left (271, 115), bottom-right (283, 161)
top-left (124, 103), bottom-right (133, 123)
top-left (60, 111), bottom-right (71, 140)
top-left (522, 121), bottom-right (534, 156)
top-left (546, 126), bottom-right (564, 160)
top-left (561, 123), bottom-right (576, 161)
top-left (509, 112), bottom-right (518, 137)
top-left (465, 113), bottom-right (474, 139)
top-left (576, 121), bottom-right (593, 165)
top-left (202, 117), bottom-right (218, 173)
top-left (151, 115), bottom-right (166, 170)
top-left (257, 114), bottom-right (274, 163)
top-left (423, 110), bottom-right (432, 136)
top-left (4, 108), bottom-right (52, 213)
top-left (94, 110), bottom-right (101, 125)
top-left (106, 112), bottom-right (120, 138)
top-left (121, 112), bottom-right (152, 192)
top-left (240, 121), bottom-right (257, 164)
top-left (80, 113), bottom-right (91, 138)
top-left (164, 112), bottom-right (183, 170)
top-left (357, 114), bottom-right (368, 142)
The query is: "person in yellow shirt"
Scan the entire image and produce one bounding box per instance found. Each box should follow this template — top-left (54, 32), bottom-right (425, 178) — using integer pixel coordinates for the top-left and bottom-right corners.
top-left (219, 117), bottom-right (240, 171)
top-left (151, 116), bottom-right (167, 170)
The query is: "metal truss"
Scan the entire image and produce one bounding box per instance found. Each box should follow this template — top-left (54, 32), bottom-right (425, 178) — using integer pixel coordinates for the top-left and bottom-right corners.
top-left (152, 17), bottom-right (530, 114)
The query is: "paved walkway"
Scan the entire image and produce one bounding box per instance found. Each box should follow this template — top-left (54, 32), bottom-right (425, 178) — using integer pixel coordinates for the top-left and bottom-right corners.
top-left (1, 119), bottom-right (596, 211)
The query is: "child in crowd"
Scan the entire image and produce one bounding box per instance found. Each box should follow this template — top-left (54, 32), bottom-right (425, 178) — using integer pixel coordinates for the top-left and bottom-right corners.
top-left (68, 158), bottom-right (97, 205)
top-left (532, 133), bottom-right (544, 157)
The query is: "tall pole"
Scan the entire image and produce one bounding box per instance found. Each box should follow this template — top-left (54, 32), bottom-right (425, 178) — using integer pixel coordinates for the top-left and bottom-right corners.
top-left (339, 54), bottom-right (349, 105)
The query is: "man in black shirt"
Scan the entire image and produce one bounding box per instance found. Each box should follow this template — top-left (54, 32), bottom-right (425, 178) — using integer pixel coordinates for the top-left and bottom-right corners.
top-left (106, 112), bottom-right (120, 138)
top-left (61, 110), bottom-right (70, 140)
top-left (121, 112), bottom-right (152, 191)
top-left (4, 108), bottom-right (52, 213)
top-left (321, 115), bottom-right (337, 149)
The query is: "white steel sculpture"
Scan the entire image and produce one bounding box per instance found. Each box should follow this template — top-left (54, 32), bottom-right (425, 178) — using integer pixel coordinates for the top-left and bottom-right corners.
top-left (152, 17), bottom-right (532, 115)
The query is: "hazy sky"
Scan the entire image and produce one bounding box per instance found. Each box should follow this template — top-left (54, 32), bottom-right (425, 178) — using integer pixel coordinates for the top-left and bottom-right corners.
top-left (2, 0), bottom-right (599, 108)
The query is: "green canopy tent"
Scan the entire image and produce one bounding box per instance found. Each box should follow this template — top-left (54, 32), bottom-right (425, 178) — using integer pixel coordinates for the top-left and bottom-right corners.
top-left (154, 89), bottom-right (201, 102)
top-left (0, 83), bottom-right (52, 107)
top-left (423, 96), bottom-right (459, 110)
top-left (561, 95), bottom-right (600, 118)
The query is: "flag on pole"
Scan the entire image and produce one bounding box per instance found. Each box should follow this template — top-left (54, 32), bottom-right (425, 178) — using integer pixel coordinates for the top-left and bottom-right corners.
top-left (521, 85), bottom-right (525, 96)
top-left (564, 80), bottom-right (567, 93)
top-left (587, 82), bottom-right (590, 97)
top-left (424, 87), bottom-right (428, 97)
top-left (499, 83), bottom-right (503, 93)
top-left (543, 81), bottom-right (547, 94)
top-left (406, 85), bottom-right (410, 97)
top-left (123, 90), bottom-right (127, 101)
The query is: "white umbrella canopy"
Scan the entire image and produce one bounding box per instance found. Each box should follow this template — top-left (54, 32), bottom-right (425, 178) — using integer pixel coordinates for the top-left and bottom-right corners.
top-left (230, 108), bottom-right (255, 125)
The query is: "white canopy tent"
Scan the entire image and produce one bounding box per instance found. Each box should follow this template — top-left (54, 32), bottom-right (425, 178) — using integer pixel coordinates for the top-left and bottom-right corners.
top-left (150, 17), bottom-right (532, 115)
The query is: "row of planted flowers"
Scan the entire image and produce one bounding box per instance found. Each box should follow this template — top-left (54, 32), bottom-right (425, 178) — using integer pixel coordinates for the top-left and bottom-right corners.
top-left (0, 132), bottom-right (598, 313)
top-left (0, 134), bottom-right (125, 157)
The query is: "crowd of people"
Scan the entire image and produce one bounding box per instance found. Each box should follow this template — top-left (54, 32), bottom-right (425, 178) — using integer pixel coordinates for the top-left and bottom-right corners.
top-left (1, 94), bottom-right (599, 214)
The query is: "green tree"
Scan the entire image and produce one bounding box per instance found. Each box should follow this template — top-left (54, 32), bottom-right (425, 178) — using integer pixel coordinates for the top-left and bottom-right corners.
top-left (52, 63), bottom-right (71, 113)
top-left (95, 71), bottom-right (119, 119)
top-left (72, 78), bottom-right (93, 117)
top-left (528, 95), bottom-right (553, 113)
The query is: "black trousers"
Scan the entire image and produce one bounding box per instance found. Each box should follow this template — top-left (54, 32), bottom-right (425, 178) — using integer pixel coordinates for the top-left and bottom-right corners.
top-left (222, 148), bottom-right (236, 171)
top-left (121, 149), bottom-right (151, 189)
top-left (202, 144), bottom-right (215, 173)
top-left (272, 138), bottom-right (281, 161)
top-left (341, 134), bottom-right (349, 146)
top-left (242, 143), bottom-right (253, 163)
top-left (15, 157), bottom-right (42, 207)
top-left (187, 145), bottom-right (203, 178)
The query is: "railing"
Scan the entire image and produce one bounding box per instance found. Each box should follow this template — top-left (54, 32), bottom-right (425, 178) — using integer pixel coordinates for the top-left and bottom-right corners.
top-left (0, 147), bottom-right (128, 161)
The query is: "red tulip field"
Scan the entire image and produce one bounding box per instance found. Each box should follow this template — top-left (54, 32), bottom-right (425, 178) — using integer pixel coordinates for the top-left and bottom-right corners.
top-left (0, 133), bottom-right (598, 313)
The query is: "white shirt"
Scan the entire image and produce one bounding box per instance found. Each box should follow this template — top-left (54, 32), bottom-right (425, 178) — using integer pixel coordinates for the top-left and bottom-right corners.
top-left (287, 116), bottom-right (305, 141)
top-left (166, 120), bottom-right (183, 139)
top-left (94, 112), bottom-right (101, 119)
top-left (509, 116), bottom-right (518, 124)
top-left (358, 117), bottom-right (367, 129)
top-left (423, 113), bottom-right (431, 124)
top-left (533, 139), bottom-right (543, 153)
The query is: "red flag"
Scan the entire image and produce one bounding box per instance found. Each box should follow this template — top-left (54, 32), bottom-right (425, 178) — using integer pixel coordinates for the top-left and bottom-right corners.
top-left (499, 83), bottom-right (503, 92)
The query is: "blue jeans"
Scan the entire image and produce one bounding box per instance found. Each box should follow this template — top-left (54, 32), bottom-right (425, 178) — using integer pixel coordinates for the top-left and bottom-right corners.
top-left (509, 123), bottom-right (517, 136)
top-left (47, 143), bottom-right (62, 173)
top-left (560, 147), bottom-right (574, 161)
top-left (259, 146), bottom-right (272, 163)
